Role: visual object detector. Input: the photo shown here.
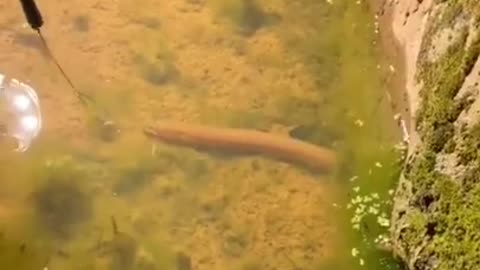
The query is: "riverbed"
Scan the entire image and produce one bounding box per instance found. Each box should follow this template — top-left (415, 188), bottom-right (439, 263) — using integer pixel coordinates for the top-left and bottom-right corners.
top-left (0, 0), bottom-right (405, 269)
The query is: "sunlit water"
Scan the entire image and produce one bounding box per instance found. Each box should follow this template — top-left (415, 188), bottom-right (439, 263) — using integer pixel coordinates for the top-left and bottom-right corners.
top-left (0, 0), bottom-right (405, 269)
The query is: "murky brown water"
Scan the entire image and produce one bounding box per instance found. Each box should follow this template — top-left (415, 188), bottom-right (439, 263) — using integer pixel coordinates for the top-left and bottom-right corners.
top-left (0, 0), bottom-right (404, 269)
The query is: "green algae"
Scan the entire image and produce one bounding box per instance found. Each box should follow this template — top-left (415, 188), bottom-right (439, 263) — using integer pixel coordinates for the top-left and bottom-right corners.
top-left (415, 28), bottom-right (472, 153)
top-left (208, 0), bottom-right (278, 36)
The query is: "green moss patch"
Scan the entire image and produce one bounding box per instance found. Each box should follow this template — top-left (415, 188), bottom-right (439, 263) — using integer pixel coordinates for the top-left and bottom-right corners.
top-left (415, 28), bottom-right (479, 153)
top-left (395, 1), bottom-right (480, 269)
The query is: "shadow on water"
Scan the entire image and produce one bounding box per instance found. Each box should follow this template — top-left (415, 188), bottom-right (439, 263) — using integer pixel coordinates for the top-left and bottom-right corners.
top-left (0, 0), bottom-right (407, 269)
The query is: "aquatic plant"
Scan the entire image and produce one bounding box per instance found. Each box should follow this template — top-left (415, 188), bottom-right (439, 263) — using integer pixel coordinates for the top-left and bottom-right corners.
top-left (112, 159), bottom-right (162, 196)
top-left (96, 217), bottom-right (175, 270)
top-left (268, 95), bottom-right (322, 125)
top-left (31, 159), bottom-right (93, 239)
top-left (128, 28), bottom-right (179, 87)
top-left (274, 1), bottom-right (346, 90)
top-left (151, 145), bottom-right (210, 186)
top-left (209, 0), bottom-right (276, 36)
top-left (95, 217), bottom-right (138, 270)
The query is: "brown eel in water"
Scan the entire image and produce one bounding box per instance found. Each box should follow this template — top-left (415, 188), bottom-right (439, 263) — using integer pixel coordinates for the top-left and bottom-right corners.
top-left (144, 122), bottom-right (337, 173)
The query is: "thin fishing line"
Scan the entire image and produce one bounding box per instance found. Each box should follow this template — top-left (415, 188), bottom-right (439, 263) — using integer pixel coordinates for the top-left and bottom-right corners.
top-left (19, 0), bottom-right (116, 128)
top-left (19, 0), bottom-right (94, 107)
top-left (35, 29), bottom-right (95, 106)
top-left (35, 30), bottom-right (112, 123)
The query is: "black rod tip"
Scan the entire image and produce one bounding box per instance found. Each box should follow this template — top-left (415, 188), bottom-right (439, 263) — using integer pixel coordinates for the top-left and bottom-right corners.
top-left (19, 0), bottom-right (44, 30)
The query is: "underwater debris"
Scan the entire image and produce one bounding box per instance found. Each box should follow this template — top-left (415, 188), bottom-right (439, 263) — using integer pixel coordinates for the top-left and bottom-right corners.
top-left (136, 53), bottom-right (179, 86)
top-left (96, 217), bottom-right (138, 270)
top-left (95, 216), bottom-right (168, 270)
top-left (88, 117), bottom-right (120, 143)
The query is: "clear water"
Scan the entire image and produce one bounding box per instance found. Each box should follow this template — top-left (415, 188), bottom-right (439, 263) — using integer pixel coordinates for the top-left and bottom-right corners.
top-left (0, 0), bottom-right (405, 269)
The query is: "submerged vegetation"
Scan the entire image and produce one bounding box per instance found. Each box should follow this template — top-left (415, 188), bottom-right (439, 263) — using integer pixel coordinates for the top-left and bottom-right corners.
top-left (31, 159), bottom-right (93, 239)
top-left (208, 0), bottom-right (278, 36)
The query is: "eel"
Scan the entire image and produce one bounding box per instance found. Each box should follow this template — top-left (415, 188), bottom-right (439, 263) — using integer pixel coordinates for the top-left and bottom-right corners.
top-left (143, 122), bottom-right (337, 173)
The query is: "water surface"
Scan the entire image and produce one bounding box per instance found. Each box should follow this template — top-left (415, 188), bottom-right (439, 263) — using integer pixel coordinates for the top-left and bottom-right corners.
top-left (0, 0), bottom-right (404, 269)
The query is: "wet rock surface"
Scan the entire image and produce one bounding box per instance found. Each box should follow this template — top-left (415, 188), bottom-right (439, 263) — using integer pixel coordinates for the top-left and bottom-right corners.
top-left (383, 0), bottom-right (480, 269)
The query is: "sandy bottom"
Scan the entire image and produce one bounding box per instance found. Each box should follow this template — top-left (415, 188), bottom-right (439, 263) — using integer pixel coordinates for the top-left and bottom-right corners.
top-left (0, 0), bottom-right (347, 269)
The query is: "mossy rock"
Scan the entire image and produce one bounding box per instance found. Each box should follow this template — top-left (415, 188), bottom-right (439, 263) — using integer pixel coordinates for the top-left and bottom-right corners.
top-left (393, 2), bottom-right (480, 269)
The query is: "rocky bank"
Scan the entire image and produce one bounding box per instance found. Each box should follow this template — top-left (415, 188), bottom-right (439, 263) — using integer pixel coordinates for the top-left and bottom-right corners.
top-left (376, 0), bottom-right (480, 269)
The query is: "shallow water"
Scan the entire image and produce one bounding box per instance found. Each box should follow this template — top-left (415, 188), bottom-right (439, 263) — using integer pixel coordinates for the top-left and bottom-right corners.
top-left (0, 0), bottom-right (405, 269)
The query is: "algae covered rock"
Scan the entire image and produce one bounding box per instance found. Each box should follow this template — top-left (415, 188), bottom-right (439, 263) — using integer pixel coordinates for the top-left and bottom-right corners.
top-left (390, 1), bottom-right (480, 270)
